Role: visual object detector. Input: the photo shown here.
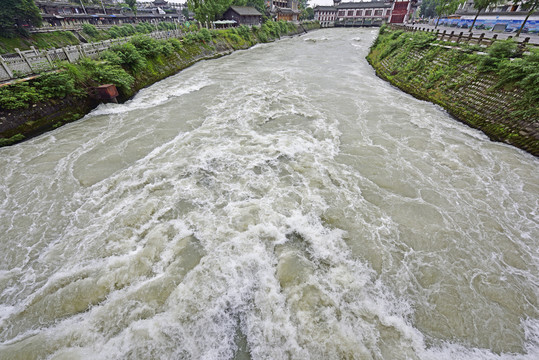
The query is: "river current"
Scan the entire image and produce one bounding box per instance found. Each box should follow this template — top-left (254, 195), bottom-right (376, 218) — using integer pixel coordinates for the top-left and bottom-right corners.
top-left (0, 28), bottom-right (538, 359)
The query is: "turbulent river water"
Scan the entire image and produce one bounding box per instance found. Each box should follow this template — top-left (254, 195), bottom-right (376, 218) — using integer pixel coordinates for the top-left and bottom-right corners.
top-left (0, 28), bottom-right (538, 360)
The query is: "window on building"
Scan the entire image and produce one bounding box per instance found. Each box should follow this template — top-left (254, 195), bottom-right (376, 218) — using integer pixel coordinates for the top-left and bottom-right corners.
top-left (338, 10), bottom-right (345, 16)
top-left (347, 10), bottom-right (354, 16)
top-left (365, 10), bottom-right (372, 16)
top-left (356, 10), bottom-right (363, 16)
top-left (374, 9), bottom-right (383, 16)
top-left (386, 9), bottom-right (391, 16)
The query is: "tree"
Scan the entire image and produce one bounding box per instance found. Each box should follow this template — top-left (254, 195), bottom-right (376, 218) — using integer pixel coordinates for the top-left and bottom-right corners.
top-left (434, 0), bottom-right (464, 28)
top-left (188, 0), bottom-right (233, 26)
top-left (420, 0), bottom-right (437, 18)
top-left (182, 7), bottom-right (190, 19)
top-left (0, 0), bottom-right (42, 37)
top-left (513, 0), bottom-right (539, 36)
top-left (125, 0), bottom-right (137, 15)
top-left (469, 0), bottom-right (504, 32)
top-left (301, 7), bottom-right (315, 20)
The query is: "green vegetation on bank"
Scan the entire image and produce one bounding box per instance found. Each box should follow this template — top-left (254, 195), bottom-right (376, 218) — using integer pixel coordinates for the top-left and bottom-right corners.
top-left (0, 21), bottom-right (318, 145)
top-left (480, 40), bottom-right (539, 119)
top-left (0, 18), bottom-right (314, 54)
top-left (367, 24), bottom-right (538, 155)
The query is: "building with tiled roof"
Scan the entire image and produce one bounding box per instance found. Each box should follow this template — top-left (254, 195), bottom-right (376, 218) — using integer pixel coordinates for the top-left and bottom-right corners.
top-left (222, 6), bottom-right (263, 26)
top-left (315, 0), bottom-right (419, 28)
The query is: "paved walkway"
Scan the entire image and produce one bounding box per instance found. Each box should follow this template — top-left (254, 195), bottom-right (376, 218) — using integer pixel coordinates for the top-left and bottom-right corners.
top-left (409, 23), bottom-right (539, 45)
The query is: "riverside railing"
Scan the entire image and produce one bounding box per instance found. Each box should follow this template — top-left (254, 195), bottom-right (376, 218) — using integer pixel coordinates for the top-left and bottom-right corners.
top-left (389, 24), bottom-right (536, 48)
top-left (0, 29), bottom-right (183, 83)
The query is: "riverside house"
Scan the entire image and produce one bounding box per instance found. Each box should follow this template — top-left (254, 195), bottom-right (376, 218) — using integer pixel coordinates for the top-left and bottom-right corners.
top-left (222, 6), bottom-right (263, 26)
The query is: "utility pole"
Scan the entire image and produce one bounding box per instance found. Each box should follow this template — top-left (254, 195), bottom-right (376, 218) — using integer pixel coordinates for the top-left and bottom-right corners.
top-left (79, 0), bottom-right (87, 15)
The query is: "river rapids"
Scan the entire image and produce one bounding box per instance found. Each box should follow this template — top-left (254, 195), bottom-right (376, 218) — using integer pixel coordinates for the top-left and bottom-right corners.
top-left (0, 28), bottom-right (538, 360)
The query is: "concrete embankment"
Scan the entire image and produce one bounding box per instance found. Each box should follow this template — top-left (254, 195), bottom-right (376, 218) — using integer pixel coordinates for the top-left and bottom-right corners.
top-left (367, 26), bottom-right (538, 156)
top-left (0, 23), bottom-right (319, 147)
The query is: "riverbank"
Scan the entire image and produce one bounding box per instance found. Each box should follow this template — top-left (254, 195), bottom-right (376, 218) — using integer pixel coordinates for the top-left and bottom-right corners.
top-left (0, 21), bottom-right (319, 147)
top-left (367, 25), bottom-right (538, 156)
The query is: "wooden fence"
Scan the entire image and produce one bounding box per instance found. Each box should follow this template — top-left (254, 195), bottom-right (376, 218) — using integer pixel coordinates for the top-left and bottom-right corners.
top-left (390, 24), bottom-right (535, 49)
top-left (0, 29), bottom-right (183, 83)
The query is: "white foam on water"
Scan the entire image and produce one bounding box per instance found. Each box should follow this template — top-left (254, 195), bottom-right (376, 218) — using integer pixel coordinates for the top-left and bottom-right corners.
top-left (90, 74), bottom-right (213, 117)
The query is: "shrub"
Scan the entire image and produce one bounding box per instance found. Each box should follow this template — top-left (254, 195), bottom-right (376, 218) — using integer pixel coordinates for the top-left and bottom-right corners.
top-left (256, 28), bottom-right (269, 43)
top-left (91, 63), bottom-right (134, 94)
top-left (236, 25), bottom-right (251, 41)
top-left (182, 32), bottom-right (198, 45)
top-left (130, 35), bottom-right (160, 58)
top-left (488, 39), bottom-right (518, 59)
top-left (35, 71), bottom-right (76, 99)
top-left (157, 22), bottom-right (176, 31)
top-left (199, 28), bottom-right (212, 43)
top-left (108, 25), bottom-right (133, 39)
top-left (379, 32), bottom-right (406, 59)
top-left (409, 31), bottom-right (436, 49)
top-left (157, 40), bottom-right (175, 56)
top-left (169, 38), bottom-right (182, 51)
top-left (390, 30), bottom-right (404, 40)
top-left (74, 58), bottom-right (133, 94)
top-left (120, 24), bottom-right (136, 36)
top-left (226, 33), bottom-right (242, 46)
top-left (82, 24), bottom-right (99, 38)
top-left (135, 22), bottom-right (154, 34)
top-left (286, 22), bottom-right (297, 32)
top-left (61, 61), bottom-right (90, 85)
top-left (262, 22), bottom-right (280, 38)
top-left (0, 83), bottom-right (42, 110)
top-left (108, 26), bottom-right (122, 39)
top-left (103, 42), bottom-right (146, 71)
top-left (100, 49), bottom-right (123, 65)
top-left (479, 39), bottom-right (518, 72)
top-left (497, 48), bottom-right (539, 118)
top-left (278, 21), bottom-right (288, 34)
